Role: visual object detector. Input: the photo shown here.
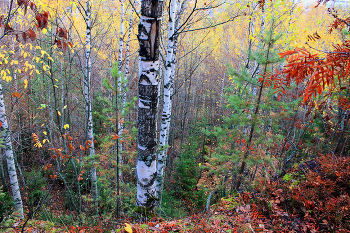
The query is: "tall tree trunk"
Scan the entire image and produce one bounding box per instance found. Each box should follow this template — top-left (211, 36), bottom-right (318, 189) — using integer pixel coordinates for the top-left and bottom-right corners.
top-left (155, 0), bottom-right (177, 200)
top-left (136, 0), bottom-right (163, 210)
top-left (85, 0), bottom-right (98, 214)
top-left (0, 80), bottom-right (23, 218)
top-left (115, 0), bottom-right (125, 219)
top-left (125, 7), bottom-right (134, 79)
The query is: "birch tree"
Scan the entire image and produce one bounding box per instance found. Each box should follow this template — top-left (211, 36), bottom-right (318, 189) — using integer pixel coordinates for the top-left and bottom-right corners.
top-left (84, 0), bottom-right (98, 213)
top-left (155, 0), bottom-right (177, 200)
top-left (0, 80), bottom-right (23, 218)
top-left (136, 0), bottom-right (163, 210)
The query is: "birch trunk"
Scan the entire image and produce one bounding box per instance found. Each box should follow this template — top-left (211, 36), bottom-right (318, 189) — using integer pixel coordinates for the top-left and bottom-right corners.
top-left (117, 0), bottom-right (125, 151)
top-left (0, 80), bottom-right (23, 218)
top-left (115, 0), bottom-right (125, 219)
top-left (155, 0), bottom-right (177, 200)
top-left (84, 0), bottom-right (98, 213)
top-left (136, 0), bottom-right (163, 209)
top-left (125, 6), bottom-right (134, 79)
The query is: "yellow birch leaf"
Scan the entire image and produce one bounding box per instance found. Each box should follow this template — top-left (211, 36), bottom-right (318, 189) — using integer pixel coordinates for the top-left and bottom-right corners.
top-left (24, 79), bottom-right (28, 89)
top-left (124, 223), bottom-right (132, 233)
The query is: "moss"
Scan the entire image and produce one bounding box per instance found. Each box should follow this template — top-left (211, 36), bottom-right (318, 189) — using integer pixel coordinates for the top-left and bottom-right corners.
top-left (133, 206), bottom-right (156, 218)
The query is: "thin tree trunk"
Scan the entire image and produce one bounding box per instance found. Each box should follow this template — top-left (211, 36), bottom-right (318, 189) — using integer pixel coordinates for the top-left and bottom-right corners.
top-left (84, 0), bottom-right (98, 214)
top-left (136, 0), bottom-right (163, 210)
top-left (115, 0), bottom-right (125, 219)
top-left (156, 0), bottom-right (177, 200)
top-left (0, 80), bottom-right (23, 218)
top-left (235, 38), bottom-right (272, 191)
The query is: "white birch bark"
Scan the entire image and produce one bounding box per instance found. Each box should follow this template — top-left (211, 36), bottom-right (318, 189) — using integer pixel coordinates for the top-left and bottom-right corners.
top-left (155, 0), bottom-right (177, 199)
top-left (136, 0), bottom-right (163, 209)
top-left (0, 80), bottom-right (23, 218)
top-left (125, 7), bottom-right (134, 79)
top-left (84, 0), bottom-right (98, 213)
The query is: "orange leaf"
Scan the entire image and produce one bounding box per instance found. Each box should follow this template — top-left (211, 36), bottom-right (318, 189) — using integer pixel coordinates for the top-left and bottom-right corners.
top-left (12, 92), bottom-right (20, 98)
top-left (112, 134), bottom-right (120, 140)
top-left (278, 50), bottom-right (297, 58)
top-left (79, 145), bottom-right (85, 150)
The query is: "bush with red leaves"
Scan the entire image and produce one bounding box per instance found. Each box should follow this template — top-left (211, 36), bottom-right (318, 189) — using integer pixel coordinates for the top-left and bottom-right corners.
top-left (254, 155), bottom-right (350, 232)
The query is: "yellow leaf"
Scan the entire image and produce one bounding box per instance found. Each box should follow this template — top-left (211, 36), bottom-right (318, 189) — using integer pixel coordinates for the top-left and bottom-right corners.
top-left (64, 124), bottom-right (69, 129)
top-left (199, 163), bottom-right (202, 167)
top-left (57, 111), bottom-right (61, 116)
top-left (124, 223), bottom-right (132, 233)
top-left (24, 79), bottom-right (28, 89)
top-left (42, 28), bottom-right (47, 34)
top-left (43, 131), bottom-right (47, 135)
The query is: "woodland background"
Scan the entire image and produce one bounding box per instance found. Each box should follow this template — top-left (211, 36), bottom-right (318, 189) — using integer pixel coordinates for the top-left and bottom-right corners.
top-left (0, 0), bottom-right (349, 232)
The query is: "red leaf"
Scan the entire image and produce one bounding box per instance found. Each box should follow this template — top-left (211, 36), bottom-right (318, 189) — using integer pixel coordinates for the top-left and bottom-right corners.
top-left (62, 42), bottom-right (67, 54)
top-left (12, 92), bottom-right (20, 98)
top-left (25, 29), bottom-right (36, 41)
top-left (58, 28), bottom-right (68, 40)
top-left (56, 39), bottom-right (62, 49)
top-left (278, 50), bottom-right (298, 58)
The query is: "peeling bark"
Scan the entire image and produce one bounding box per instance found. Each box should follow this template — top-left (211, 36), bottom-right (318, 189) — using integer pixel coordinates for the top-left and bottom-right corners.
top-left (136, 0), bottom-right (163, 209)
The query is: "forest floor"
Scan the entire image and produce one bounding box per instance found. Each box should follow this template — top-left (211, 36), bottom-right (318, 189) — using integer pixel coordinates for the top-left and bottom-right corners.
top-left (2, 154), bottom-right (350, 232)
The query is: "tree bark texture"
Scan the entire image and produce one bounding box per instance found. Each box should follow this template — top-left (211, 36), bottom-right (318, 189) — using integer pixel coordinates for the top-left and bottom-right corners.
top-left (155, 0), bottom-right (177, 200)
top-left (84, 0), bottom-right (98, 213)
top-left (0, 80), bottom-right (23, 218)
top-left (136, 0), bottom-right (163, 209)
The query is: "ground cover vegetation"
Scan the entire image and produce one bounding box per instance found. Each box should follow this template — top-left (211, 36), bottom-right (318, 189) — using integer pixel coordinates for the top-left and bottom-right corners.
top-left (0, 0), bottom-right (349, 232)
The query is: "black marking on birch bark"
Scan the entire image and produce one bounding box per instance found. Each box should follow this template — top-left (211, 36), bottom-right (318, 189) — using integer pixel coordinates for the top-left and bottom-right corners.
top-left (139, 85), bottom-right (158, 107)
top-left (139, 74), bottom-right (152, 85)
top-left (141, 0), bottom-right (163, 18)
top-left (138, 171), bottom-right (157, 188)
top-left (138, 144), bottom-right (157, 166)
